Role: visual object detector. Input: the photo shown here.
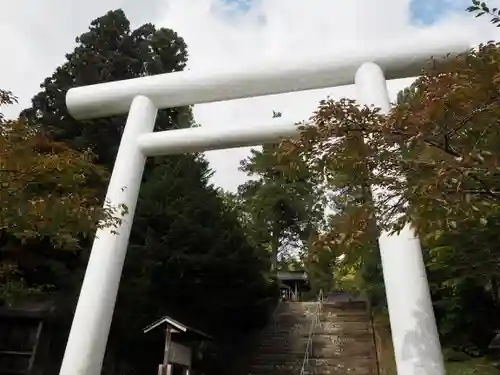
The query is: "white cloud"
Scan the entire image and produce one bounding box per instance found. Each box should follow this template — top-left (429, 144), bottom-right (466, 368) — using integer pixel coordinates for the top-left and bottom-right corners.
top-left (1, 0), bottom-right (500, 192)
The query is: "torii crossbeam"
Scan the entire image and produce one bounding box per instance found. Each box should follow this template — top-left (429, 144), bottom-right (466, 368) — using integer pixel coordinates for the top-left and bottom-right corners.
top-left (59, 35), bottom-right (471, 375)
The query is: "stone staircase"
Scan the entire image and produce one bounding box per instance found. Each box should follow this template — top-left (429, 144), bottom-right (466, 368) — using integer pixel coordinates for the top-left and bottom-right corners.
top-left (247, 299), bottom-right (378, 375)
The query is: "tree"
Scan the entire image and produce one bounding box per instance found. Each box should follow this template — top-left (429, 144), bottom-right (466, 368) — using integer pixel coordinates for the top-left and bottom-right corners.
top-left (393, 44), bottom-right (500, 349)
top-left (0, 89), bottom-right (118, 305)
top-left (21, 9), bottom-right (191, 169)
top-left (283, 38), bottom-right (500, 243)
top-left (389, 42), bottom-right (500, 235)
top-left (467, 0), bottom-right (500, 26)
top-left (236, 111), bottom-right (324, 272)
top-left (238, 142), bottom-right (323, 271)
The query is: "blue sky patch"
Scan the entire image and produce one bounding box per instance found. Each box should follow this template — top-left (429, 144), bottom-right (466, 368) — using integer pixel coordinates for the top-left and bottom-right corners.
top-left (221, 0), bottom-right (254, 13)
top-left (410, 0), bottom-right (470, 25)
top-left (221, 0), bottom-right (472, 25)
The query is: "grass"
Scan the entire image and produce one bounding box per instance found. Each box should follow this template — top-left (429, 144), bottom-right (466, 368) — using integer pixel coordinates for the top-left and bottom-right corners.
top-left (445, 358), bottom-right (500, 375)
top-left (372, 313), bottom-right (500, 375)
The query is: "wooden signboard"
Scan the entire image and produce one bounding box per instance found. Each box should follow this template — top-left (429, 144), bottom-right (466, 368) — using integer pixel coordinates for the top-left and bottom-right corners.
top-left (169, 342), bottom-right (191, 367)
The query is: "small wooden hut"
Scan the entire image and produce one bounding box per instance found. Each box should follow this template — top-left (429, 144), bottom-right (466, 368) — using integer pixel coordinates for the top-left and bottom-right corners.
top-left (277, 271), bottom-right (310, 301)
top-left (143, 315), bottom-right (212, 375)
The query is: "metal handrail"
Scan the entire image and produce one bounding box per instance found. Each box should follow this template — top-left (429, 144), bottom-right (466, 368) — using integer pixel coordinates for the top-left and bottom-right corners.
top-left (299, 290), bottom-right (323, 375)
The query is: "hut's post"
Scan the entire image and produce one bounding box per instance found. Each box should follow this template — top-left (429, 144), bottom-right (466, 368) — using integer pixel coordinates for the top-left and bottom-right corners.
top-left (159, 326), bottom-right (172, 375)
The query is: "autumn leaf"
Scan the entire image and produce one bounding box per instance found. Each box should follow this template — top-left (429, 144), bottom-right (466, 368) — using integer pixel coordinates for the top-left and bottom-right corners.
top-left (0, 90), bottom-right (121, 250)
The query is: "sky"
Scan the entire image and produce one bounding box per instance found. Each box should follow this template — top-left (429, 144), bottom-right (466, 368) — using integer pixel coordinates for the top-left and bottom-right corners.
top-left (1, 0), bottom-right (500, 192)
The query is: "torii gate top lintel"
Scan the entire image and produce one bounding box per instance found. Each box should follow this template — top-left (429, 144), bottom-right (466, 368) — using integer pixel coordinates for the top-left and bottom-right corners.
top-left (66, 35), bottom-right (471, 121)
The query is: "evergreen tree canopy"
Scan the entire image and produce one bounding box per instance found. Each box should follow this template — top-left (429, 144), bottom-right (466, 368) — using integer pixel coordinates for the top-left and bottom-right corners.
top-left (21, 9), bottom-right (191, 168)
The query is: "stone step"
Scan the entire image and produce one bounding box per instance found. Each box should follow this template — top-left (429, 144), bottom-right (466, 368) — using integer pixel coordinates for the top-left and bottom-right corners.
top-left (277, 307), bottom-right (312, 312)
top-left (248, 363), bottom-right (302, 375)
top-left (278, 309), bottom-right (312, 314)
top-left (260, 329), bottom-right (310, 337)
top-left (321, 315), bottom-right (370, 322)
top-left (322, 314), bottom-right (370, 323)
top-left (321, 310), bottom-right (370, 317)
top-left (251, 354), bottom-right (375, 365)
top-left (259, 336), bottom-right (306, 342)
top-left (278, 308), bottom-right (316, 314)
top-left (263, 324), bottom-right (371, 337)
top-left (249, 362), bottom-right (375, 375)
top-left (260, 328), bottom-right (317, 337)
top-left (250, 353), bottom-right (304, 365)
top-left (250, 358), bottom-right (303, 365)
top-left (308, 364), bottom-right (376, 375)
top-left (259, 332), bottom-right (310, 340)
top-left (274, 312), bottom-right (311, 318)
top-left (322, 301), bottom-right (368, 310)
top-left (282, 302), bottom-right (318, 308)
top-left (314, 346), bottom-right (375, 358)
top-left (256, 335), bottom-right (375, 355)
top-left (310, 357), bottom-right (375, 367)
top-left (258, 331), bottom-right (373, 346)
top-left (257, 343), bottom-right (308, 354)
top-left (278, 332), bottom-right (372, 340)
top-left (314, 333), bottom-right (375, 345)
top-left (319, 321), bottom-right (371, 333)
top-left (256, 344), bottom-right (375, 356)
top-left (251, 348), bottom-right (375, 363)
top-left (275, 312), bottom-right (310, 318)
top-left (267, 323), bottom-right (312, 331)
top-left (317, 329), bottom-right (372, 338)
top-left (272, 318), bottom-right (311, 326)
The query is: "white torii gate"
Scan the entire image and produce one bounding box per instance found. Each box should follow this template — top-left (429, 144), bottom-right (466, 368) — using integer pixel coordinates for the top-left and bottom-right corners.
top-left (59, 35), bottom-right (470, 375)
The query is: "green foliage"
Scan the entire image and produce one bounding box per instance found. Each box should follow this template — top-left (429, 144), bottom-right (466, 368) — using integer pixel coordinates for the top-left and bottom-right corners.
top-left (118, 155), bottom-right (274, 334)
top-left (237, 141), bottom-right (323, 271)
top-left (0, 263), bottom-right (42, 306)
top-left (445, 358), bottom-right (500, 375)
top-left (281, 42), bottom-right (500, 244)
top-left (1, 91), bottom-right (117, 251)
top-left (425, 214), bottom-right (500, 353)
top-left (0, 90), bottom-right (120, 306)
top-left (390, 42), bottom-right (500, 237)
top-left (21, 9), bottom-right (191, 169)
top-left (467, 0), bottom-right (500, 26)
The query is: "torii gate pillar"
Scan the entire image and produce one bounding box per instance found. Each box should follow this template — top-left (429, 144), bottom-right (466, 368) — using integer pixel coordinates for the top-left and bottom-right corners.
top-left (356, 62), bottom-right (445, 375)
top-left (59, 35), bottom-right (470, 375)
